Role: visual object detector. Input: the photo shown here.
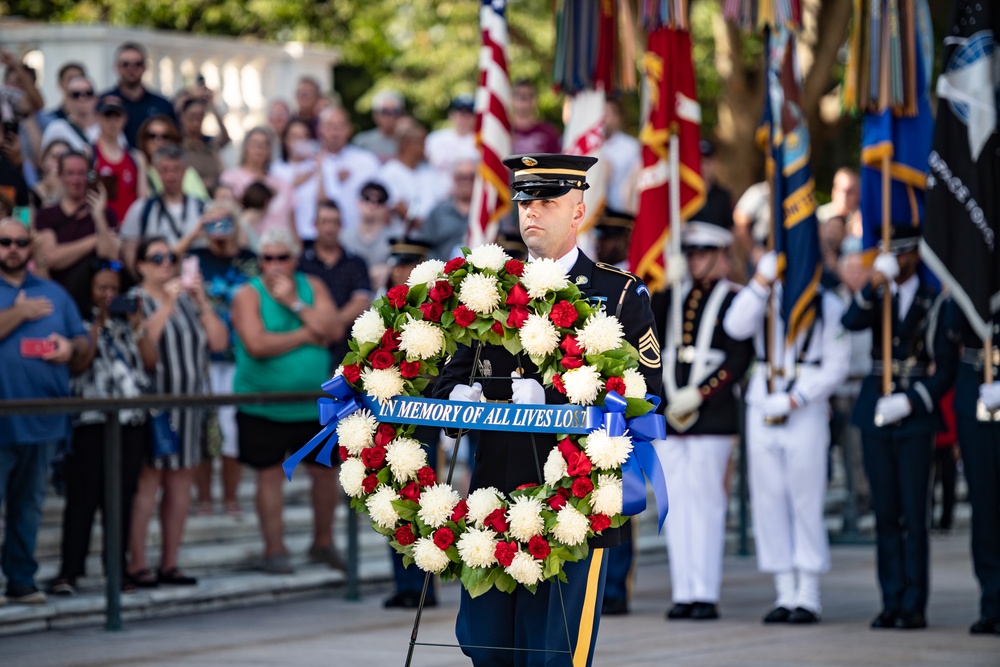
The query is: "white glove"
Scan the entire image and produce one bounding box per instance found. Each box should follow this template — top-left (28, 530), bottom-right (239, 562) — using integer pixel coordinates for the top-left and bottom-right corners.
top-left (755, 251), bottom-right (778, 284)
top-left (874, 393), bottom-right (912, 426)
top-left (761, 392), bottom-right (793, 419)
top-left (511, 372), bottom-right (545, 405)
top-left (449, 382), bottom-right (483, 403)
top-left (873, 253), bottom-right (899, 282)
top-left (666, 252), bottom-right (687, 285)
top-left (979, 382), bottom-right (1000, 410)
top-left (667, 385), bottom-right (703, 417)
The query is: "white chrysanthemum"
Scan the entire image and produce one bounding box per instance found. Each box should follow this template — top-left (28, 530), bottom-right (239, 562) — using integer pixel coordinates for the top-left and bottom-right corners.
top-left (561, 365), bottom-right (604, 406)
top-left (399, 318), bottom-right (444, 360)
top-left (366, 486), bottom-right (401, 529)
top-left (417, 484), bottom-right (462, 528)
top-left (456, 526), bottom-right (499, 568)
top-left (386, 437), bottom-right (428, 483)
top-left (413, 537), bottom-right (452, 573)
top-left (520, 258), bottom-right (570, 299)
top-left (466, 243), bottom-right (511, 272)
top-left (591, 474), bottom-right (623, 516)
top-left (336, 409), bottom-right (377, 456)
top-left (361, 367), bottom-right (406, 403)
top-left (505, 550), bottom-right (543, 586)
top-left (551, 505), bottom-right (590, 546)
top-left (583, 427), bottom-right (634, 470)
top-left (506, 496), bottom-right (546, 542)
top-left (406, 259), bottom-right (447, 287)
top-left (518, 314), bottom-right (560, 358)
top-left (351, 308), bottom-right (386, 345)
top-left (339, 457), bottom-right (368, 498)
top-left (622, 368), bottom-right (647, 399)
top-left (576, 310), bottom-right (625, 355)
top-left (467, 487), bottom-right (504, 525)
top-left (543, 448), bottom-right (568, 486)
top-left (458, 273), bottom-right (502, 314)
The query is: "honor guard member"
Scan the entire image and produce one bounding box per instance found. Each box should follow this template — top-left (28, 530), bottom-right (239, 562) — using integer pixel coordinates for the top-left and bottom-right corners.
top-left (435, 153), bottom-right (662, 666)
top-left (593, 209), bottom-right (633, 272)
top-left (723, 249), bottom-right (850, 624)
top-left (842, 226), bottom-right (953, 630)
top-left (651, 218), bottom-right (753, 621)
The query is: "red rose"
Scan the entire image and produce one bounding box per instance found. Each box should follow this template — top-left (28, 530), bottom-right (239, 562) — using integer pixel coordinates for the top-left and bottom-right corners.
top-left (361, 445), bottom-right (387, 470)
top-left (515, 483), bottom-right (539, 490)
top-left (552, 374), bottom-right (566, 394)
top-left (505, 259), bottom-right (525, 277)
top-left (547, 489), bottom-right (569, 510)
top-left (451, 499), bottom-right (469, 522)
top-left (369, 348), bottom-right (396, 370)
top-left (549, 300), bottom-right (578, 328)
top-left (565, 451), bottom-right (592, 477)
top-left (572, 477), bottom-right (594, 498)
top-left (419, 302), bottom-right (444, 322)
top-left (527, 535), bottom-right (551, 560)
top-left (452, 305), bottom-right (477, 327)
top-left (589, 514), bottom-right (612, 533)
top-left (400, 360), bottom-right (421, 379)
top-left (483, 508), bottom-right (509, 534)
top-left (560, 355), bottom-right (584, 370)
top-left (429, 280), bottom-right (454, 302)
top-left (387, 285), bottom-right (409, 308)
top-left (605, 377), bottom-right (626, 396)
top-left (381, 329), bottom-right (401, 351)
top-left (342, 363), bottom-right (361, 384)
top-left (505, 283), bottom-right (530, 307)
top-left (494, 541), bottom-right (518, 567)
top-left (399, 482), bottom-right (422, 502)
top-left (417, 466), bottom-right (437, 487)
top-left (444, 257), bottom-right (466, 273)
top-left (491, 321), bottom-right (505, 335)
top-left (433, 526), bottom-right (456, 550)
top-left (557, 438), bottom-right (579, 462)
top-left (374, 424), bottom-right (397, 447)
top-left (338, 446), bottom-right (350, 462)
top-left (362, 474), bottom-right (379, 494)
top-left (506, 306), bottom-right (530, 329)
top-left (395, 524), bottom-right (416, 546)
top-left (560, 335), bottom-right (585, 356)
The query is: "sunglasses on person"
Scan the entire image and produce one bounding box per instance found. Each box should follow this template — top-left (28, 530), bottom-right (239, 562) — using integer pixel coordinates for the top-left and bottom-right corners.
top-left (145, 132), bottom-right (173, 141)
top-left (261, 254), bottom-right (293, 263)
top-left (119, 60), bottom-right (145, 69)
top-left (361, 194), bottom-right (388, 205)
top-left (70, 90), bottom-right (95, 100)
top-left (145, 252), bottom-right (177, 265)
top-left (0, 237), bottom-right (31, 248)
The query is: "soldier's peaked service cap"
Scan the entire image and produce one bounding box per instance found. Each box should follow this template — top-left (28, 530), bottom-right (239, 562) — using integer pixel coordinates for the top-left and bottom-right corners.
top-left (503, 153), bottom-right (598, 201)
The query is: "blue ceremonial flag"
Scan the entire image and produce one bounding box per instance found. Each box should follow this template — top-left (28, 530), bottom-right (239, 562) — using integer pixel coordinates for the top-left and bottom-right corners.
top-left (759, 27), bottom-right (821, 345)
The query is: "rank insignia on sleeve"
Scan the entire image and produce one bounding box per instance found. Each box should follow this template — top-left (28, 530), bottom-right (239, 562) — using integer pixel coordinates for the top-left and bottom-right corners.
top-left (638, 327), bottom-right (661, 368)
top-left (635, 284), bottom-right (649, 299)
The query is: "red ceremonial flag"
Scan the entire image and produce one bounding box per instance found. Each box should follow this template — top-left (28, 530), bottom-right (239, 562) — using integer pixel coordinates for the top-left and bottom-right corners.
top-left (630, 27), bottom-right (705, 292)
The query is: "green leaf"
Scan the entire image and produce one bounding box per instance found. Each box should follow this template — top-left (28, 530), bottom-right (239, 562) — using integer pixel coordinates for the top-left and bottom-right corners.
top-left (625, 397), bottom-right (654, 418)
top-left (358, 341), bottom-right (377, 360)
top-left (441, 310), bottom-right (455, 327)
top-left (407, 284), bottom-right (428, 304)
top-left (494, 571), bottom-right (517, 594)
top-left (502, 335), bottom-right (524, 356)
top-left (342, 352), bottom-right (358, 366)
top-left (391, 499), bottom-right (419, 521)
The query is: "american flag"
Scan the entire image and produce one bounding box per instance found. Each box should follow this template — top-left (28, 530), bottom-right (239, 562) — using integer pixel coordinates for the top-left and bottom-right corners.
top-left (468, 0), bottom-right (513, 249)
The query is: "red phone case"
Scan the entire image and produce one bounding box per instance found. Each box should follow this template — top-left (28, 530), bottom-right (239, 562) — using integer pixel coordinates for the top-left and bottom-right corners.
top-left (20, 338), bottom-right (56, 358)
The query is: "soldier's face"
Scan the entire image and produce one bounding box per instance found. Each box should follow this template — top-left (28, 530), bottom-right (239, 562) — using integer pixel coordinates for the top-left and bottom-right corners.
top-left (517, 191), bottom-right (586, 260)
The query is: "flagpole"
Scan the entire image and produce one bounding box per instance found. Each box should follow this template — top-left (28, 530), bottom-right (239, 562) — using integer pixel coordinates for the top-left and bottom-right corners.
top-left (881, 153), bottom-right (893, 396)
top-left (765, 166), bottom-right (777, 396)
top-left (669, 131), bottom-right (682, 350)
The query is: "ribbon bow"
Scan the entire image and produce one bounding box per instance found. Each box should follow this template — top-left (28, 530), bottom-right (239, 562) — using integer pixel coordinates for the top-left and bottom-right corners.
top-left (587, 391), bottom-right (669, 531)
top-left (282, 375), bottom-right (364, 480)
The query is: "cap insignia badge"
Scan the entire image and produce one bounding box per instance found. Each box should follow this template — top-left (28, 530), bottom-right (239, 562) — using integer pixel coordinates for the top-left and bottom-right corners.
top-left (521, 157), bottom-right (538, 167)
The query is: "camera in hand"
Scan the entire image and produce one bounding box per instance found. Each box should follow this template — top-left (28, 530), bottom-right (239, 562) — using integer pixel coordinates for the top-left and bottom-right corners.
top-left (204, 216), bottom-right (234, 236)
top-left (108, 295), bottom-right (139, 319)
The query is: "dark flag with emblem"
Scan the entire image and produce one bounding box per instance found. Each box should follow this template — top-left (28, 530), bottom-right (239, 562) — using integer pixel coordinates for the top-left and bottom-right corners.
top-left (921, 0), bottom-right (1000, 340)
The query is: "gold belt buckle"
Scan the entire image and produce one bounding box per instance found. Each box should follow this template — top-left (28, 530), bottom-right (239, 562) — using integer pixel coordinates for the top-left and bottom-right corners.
top-left (763, 415), bottom-right (788, 426)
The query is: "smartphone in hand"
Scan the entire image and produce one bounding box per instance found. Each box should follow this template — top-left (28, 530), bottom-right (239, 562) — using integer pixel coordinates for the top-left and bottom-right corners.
top-left (180, 256), bottom-right (200, 290)
top-left (20, 338), bottom-right (56, 358)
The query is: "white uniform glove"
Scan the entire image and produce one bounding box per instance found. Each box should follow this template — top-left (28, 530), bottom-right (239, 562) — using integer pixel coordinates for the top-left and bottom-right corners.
top-left (979, 382), bottom-right (1000, 410)
top-left (449, 382), bottom-right (483, 403)
top-left (511, 372), bottom-right (545, 405)
top-left (667, 385), bottom-right (703, 418)
top-left (666, 252), bottom-right (687, 285)
top-left (873, 253), bottom-right (900, 282)
top-left (755, 251), bottom-right (779, 285)
top-left (874, 393), bottom-right (912, 426)
top-left (761, 392), bottom-right (793, 419)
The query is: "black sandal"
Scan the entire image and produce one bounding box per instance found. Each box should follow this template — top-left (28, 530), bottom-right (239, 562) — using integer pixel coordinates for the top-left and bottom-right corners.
top-left (127, 568), bottom-right (159, 588)
top-left (157, 567), bottom-right (198, 586)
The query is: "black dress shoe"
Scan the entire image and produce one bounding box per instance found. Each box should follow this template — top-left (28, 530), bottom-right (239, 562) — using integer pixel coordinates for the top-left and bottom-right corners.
top-left (666, 603), bottom-right (693, 620)
top-left (788, 607), bottom-right (820, 624)
top-left (602, 598), bottom-right (629, 616)
top-left (969, 617), bottom-right (1000, 635)
top-left (871, 610), bottom-right (899, 629)
top-left (894, 612), bottom-right (927, 629)
top-left (690, 602), bottom-right (719, 620)
top-left (383, 591), bottom-right (437, 609)
top-left (763, 606), bottom-right (793, 624)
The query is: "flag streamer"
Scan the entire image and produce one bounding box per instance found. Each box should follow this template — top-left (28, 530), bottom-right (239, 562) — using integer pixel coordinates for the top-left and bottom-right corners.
top-left (722, 0), bottom-right (802, 31)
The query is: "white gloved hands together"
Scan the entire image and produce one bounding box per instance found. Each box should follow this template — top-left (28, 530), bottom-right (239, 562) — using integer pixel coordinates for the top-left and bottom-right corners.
top-left (667, 386), bottom-right (703, 418)
top-left (979, 382), bottom-right (1000, 410)
top-left (761, 392), bottom-right (793, 419)
top-left (755, 251), bottom-right (779, 286)
top-left (449, 382), bottom-right (483, 403)
top-left (874, 393), bottom-right (912, 426)
top-left (511, 372), bottom-right (546, 405)
top-left (873, 253), bottom-right (899, 282)
top-left (666, 252), bottom-right (687, 285)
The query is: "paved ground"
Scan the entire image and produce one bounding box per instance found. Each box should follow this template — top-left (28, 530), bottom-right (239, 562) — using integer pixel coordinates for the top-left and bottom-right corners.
top-left (6, 529), bottom-right (998, 667)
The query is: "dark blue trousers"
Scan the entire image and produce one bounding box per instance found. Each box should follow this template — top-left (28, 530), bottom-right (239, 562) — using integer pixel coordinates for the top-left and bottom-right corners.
top-left (602, 524), bottom-right (634, 604)
top-left (391, 425), bottom-right (440, 595)
top-left (861, 429), bottom-right (934, 614)
top-left (456, 548), bottom-right (608, 667)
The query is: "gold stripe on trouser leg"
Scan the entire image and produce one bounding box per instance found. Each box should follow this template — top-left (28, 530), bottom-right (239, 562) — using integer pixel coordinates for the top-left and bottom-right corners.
top-left (572, 548), bottom-right (604, 667)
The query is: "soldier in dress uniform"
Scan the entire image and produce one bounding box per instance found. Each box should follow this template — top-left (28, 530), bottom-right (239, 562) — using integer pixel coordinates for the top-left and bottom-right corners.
top-left (841, 225), bottom-right (953, 630)
top-left (496, 232), bottom-right (529, 263)
top-left (723, 249), bottom-right (850, 624)
top-left (434, 153), bottom-right (662, 666)
top-left (650, 218), bottom-right (753, 621)
top-left (593, 209), bottom-right (633, 272)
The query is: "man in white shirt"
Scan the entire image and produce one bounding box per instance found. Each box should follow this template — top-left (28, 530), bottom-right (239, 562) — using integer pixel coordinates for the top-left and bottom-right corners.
top-left (376, 120), bottom-right (446, 231)
top-left (318, 106), bottom-right (381, 232)
top-left (426, 94), bottom-right (478, 187)
top-left (601, 98), bottom-right (640, 214)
